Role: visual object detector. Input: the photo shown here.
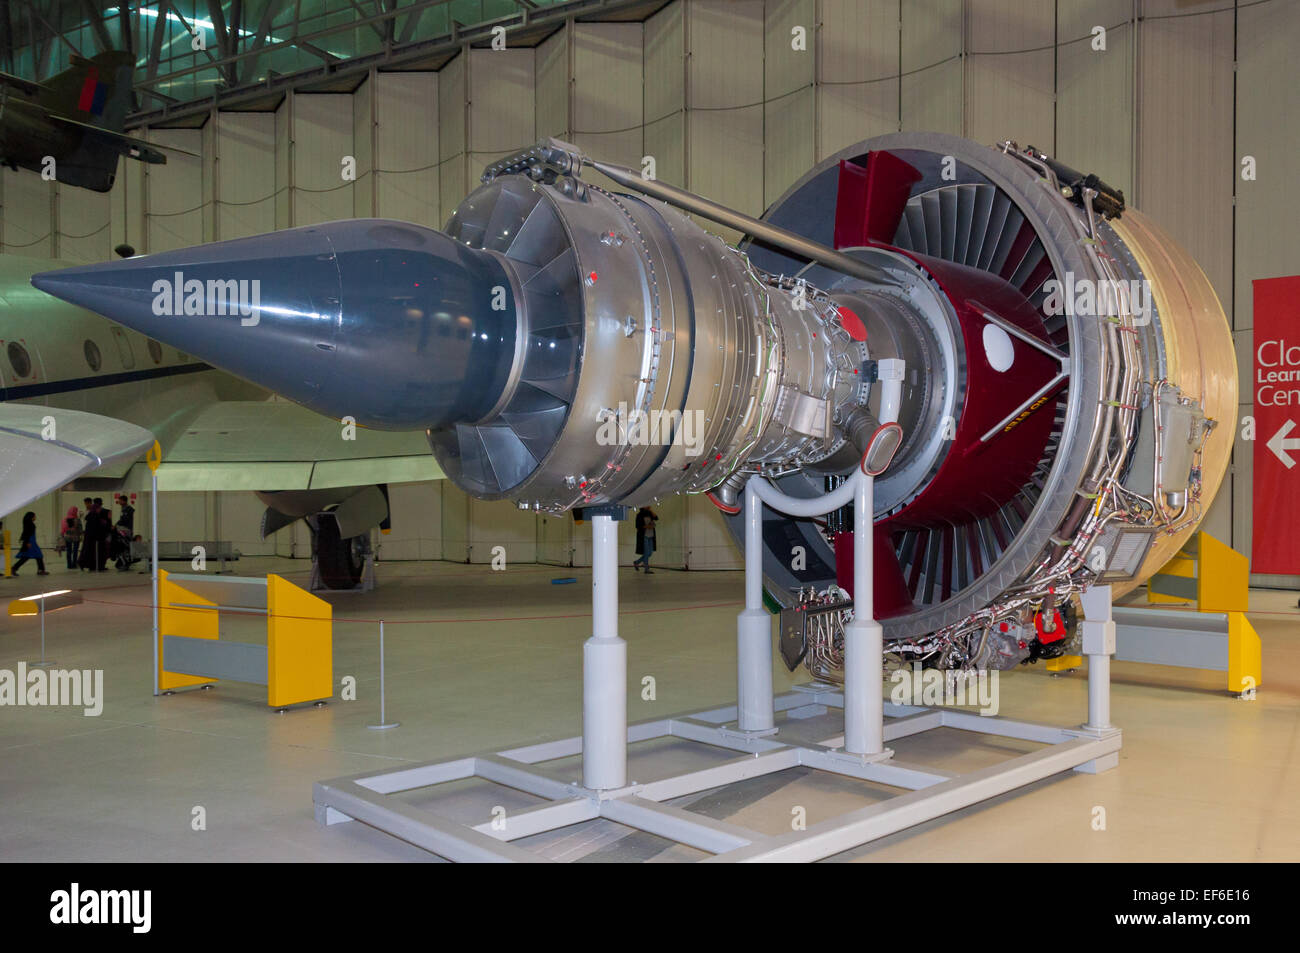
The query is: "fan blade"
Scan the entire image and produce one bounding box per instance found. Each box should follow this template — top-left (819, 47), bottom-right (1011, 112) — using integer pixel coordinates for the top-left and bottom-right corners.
top-left (477, 423), bottom-right (538, 491)
top-left (939, 186), bottom-right (958, 261)
top-left (903, 203), bottom-right (928, 254)
top-left (508, 199), bottom-right (569, 268)
top-left (966, 185), bottom-right (996, 266)
top-left (501, 382), bottom-right (569, 461)
top-left (481, 185), bottom-right (529, 253)
top-left (977, 193), bottom-right (1013, 270)
top-left (521, 325), bottom-right (580, 385)
top-left (954, 185), bottom-right (977, 265)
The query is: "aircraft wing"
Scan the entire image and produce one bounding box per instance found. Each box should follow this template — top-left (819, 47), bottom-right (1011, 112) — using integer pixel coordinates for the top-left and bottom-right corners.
top-left (0, 70), bottom-right (48, 97)
top-left (121, 400), bottom-right (443, 491)
top-left (0, 403), bottom-right (154, 517)
top-left (47, 114), bottom-right (192, 164)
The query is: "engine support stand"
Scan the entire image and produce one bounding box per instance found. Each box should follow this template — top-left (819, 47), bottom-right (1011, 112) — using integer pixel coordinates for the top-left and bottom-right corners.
top-left (313, 472), bottom-right (1120, 861)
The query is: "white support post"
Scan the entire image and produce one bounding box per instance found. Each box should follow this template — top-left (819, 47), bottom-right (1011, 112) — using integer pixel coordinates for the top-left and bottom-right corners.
top-left (1071, 583), bottom-right (1120, 774)
top-left (737, 481), bottom-right (774, 732)
top-left (1079, 584), bottom-right (1116, 731)
top-left (583, 513), bottom-right (626, 790)
top-left (843, 470), bottom-right (885, 756)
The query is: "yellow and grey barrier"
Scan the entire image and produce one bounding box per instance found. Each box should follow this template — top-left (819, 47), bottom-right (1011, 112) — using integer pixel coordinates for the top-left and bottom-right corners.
top-left (157, 569), bottom-right (333, 709)
top-left (1113, 531), bottom-right (1262, 696)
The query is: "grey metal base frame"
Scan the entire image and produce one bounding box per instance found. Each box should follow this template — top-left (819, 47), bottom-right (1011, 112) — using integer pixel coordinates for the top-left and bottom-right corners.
top-left (314, 686), bottom-right (1121, 862)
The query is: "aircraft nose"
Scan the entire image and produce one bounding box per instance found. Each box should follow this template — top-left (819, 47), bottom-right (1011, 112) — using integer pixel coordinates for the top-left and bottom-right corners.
top-left (32, 220), bottom-right (520, 431)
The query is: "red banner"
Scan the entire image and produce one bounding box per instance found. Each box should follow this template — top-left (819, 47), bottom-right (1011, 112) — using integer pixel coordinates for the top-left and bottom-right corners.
top-left (1251, 275), bottom-right (1300, 574)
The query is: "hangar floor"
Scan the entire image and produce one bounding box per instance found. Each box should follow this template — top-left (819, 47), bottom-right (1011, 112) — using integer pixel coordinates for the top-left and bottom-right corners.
top-left (1, 557), bottom-right (1296, 862)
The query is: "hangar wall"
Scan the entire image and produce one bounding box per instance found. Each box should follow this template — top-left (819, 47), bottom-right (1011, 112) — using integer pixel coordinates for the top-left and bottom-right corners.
top-left (2, 0), bottom-right (1295, 581)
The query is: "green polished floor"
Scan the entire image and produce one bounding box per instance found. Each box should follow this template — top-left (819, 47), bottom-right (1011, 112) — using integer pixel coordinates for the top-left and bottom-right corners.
top-left (1, 557), bottom-right (1296, 861)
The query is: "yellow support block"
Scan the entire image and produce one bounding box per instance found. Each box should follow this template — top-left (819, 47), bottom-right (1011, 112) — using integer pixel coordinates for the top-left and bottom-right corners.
top-left (1046, 654), bottom-right (1083, 672)
top-left (267, 573), bottom-right (332, 708)
top-left (158, 568), bottom-right (220, 692)
top-left (1198, 532), bottom-right (1249, 613)
top-left (1148, 554), bottom-right (1196, 604)
top-left (1227, 611), bottom-right (1262, 697)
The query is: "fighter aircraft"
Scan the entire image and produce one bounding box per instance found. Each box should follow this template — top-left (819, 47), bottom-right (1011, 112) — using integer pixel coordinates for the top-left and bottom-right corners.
top-left (0, 251), bottom-right (440, 587)
top-left (0, 50), bottom-right (184, 193)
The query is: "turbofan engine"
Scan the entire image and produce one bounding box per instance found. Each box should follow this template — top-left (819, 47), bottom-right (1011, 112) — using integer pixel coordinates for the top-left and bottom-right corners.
top-left (32, 133), bottom-right (1236, 676)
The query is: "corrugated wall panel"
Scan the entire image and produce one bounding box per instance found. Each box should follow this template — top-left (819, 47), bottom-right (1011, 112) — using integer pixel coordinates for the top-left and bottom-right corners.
top-left (379, 481), bottom-right (443, 561)
top-left (965, 0), bottom-right (1054, 149)
top-left (352, 74), bottom-right (375, 218)
top-left (764, 0), bottom-right (816, 206)
top-left (1136, 0), bottom-right (1237, 548)
top-left (201, 112), bottom-right (217, 243)
top-left (291, 94), bottom-right (355, 226)
top-left (2, 171), bottom-right (54, 258)
top-left (214, 112), bottom-right (277, 241)
top-left (144, 129), bottom-right (203, 252)
top-left (645, 1), bottom-right (684, 125)
top-left (55, 186), bottom-right (111, 263)
top-left (275, 97), bottom-right (292, 228)
top-left (536, 512), bottom-right (574, 565)
top-left (468, 497), bottom-right (537, 564)
top-left (688, 0), bottom-right (766, 240)
top-left (573, 23), bottom-right (644, 192)
top-left (1056, 1), bottom-right (1134, 200)
top-left (536, 28), bottom-right (571, 139)
top-left (1232, 0), bottom-right (1300, 578)
top-left (685, 494), bottom-right (743, 568)
top-left (817, 0), bottom-right (900, 162)
top-left (644, 1), bottom-right (686, 187)
top-left (1135, 1), bottom-right (1234, 304)
top-left (438, 52), bottom-right (468, 215)
top-left (467, 48), bottom-right (536, 173)
top-left (375, 72), bottom-right (440, 228)
top-left (901, 0), bottom-right (963, 134)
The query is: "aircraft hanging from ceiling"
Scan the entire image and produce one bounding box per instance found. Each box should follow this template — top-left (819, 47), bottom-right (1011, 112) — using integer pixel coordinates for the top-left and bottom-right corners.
top-left (0, 50), bottom-right (190, 193)
top-left (0, 251), bottom-right (440, 587)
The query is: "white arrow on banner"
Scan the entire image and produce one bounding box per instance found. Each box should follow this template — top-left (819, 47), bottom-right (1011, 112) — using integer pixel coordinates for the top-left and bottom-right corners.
top-left (1267, 419), bottom-right (1300, 469)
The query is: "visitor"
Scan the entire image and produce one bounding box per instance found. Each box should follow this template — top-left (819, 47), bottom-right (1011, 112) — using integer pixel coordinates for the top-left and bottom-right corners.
top-left (59, 506), bottom-right (82, 570)
top-left (12, 512), bottom-right (49, 576)
top-left (633, 506), bottom-right (658, 574)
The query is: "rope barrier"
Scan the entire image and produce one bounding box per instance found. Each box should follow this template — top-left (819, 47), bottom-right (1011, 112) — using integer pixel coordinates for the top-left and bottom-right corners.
top-left (76, 594), bottom-right (744, 626)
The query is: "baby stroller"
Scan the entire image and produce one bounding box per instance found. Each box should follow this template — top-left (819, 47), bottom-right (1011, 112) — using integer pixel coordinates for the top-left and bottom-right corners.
top-left (110, 527), bottom-right (140, 571)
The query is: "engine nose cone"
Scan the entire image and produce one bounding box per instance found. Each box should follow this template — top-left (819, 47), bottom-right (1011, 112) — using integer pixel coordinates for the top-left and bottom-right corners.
top-left (32, 220), bottom-right (519, 431)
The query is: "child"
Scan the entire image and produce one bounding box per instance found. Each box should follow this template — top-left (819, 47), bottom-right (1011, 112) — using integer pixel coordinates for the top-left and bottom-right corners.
top-left (12, 512), bottom-right (49, 576)
top-left (59, 506), bottom-right (83, 570)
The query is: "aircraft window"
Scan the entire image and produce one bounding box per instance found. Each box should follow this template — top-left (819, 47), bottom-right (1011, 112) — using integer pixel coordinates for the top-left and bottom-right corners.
top-left (111, 327), bottom-right (135, 369)
top-left (84, 339), bottom-right (102, 371)
top-left (148, 339), bottom-right (163, 364)
top-left (7, 342), bottom-right (32, 378)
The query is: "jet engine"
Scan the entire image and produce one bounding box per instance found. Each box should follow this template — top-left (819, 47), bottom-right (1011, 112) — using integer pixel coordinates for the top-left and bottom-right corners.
top-left (32, 132), bottom-right (1236, 675)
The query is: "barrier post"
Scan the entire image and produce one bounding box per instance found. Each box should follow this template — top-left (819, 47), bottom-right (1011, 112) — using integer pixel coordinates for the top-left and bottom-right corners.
top-left (368, 620), bottom-right (399, 730)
